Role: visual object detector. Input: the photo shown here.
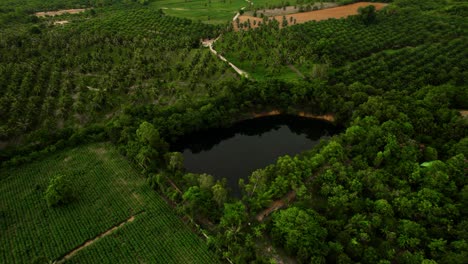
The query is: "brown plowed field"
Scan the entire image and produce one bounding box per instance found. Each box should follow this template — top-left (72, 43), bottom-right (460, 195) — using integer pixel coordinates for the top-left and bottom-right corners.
top-left (234, 2), bottom-right (388, 31)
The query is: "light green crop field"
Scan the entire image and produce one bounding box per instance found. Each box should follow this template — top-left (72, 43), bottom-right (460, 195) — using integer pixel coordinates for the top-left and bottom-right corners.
top-left (0, 143), bottom-right (217, 263)
top-left (150, 0), bottom-right (288, 24)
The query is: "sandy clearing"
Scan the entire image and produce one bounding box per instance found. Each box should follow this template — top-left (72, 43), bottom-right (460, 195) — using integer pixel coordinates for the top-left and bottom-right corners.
top-left (56, 213), bottom-right (142, 263)
top-left (298, 111), bottom-right (335, 122)
top-left (35, 8), bottom-right (87, 17)
top-left (235, 2), bottom-right (388, 30)
top-left (54, 20), bottom-right (70, 25)
top-left (460, 110), bottom-right (468, 118)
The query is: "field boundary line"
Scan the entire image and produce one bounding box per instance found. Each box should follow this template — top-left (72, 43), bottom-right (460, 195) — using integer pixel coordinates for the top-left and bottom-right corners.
top-left (54, 211), bottom-right (145, 263)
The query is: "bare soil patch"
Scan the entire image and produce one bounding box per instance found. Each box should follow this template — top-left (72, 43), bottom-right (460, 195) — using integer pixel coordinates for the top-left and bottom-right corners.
top-left (53, 20), bottom-right (70, 25)
top-left (235, 2), bottom-right (388, 30)
top-left (252, 110), bottom-right (281, 118)
top-left (251, 109), bottom-right (335, 122)
top-left (35, 8), bottom-right (87, 17)
top-left (460, 110), bottom-right (468, 118)
top-left (298, 112), bottom-right (335, 122)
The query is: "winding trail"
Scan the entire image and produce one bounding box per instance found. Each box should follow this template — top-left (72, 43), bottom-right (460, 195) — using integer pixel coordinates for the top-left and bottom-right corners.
top-left (202, 0), bottom-right (252, 78)
top-left (202, 38), bottom-right (249, 78)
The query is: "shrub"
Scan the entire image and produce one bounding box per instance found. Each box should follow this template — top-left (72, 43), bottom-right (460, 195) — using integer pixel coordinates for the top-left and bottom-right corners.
top-left (44, 174), bottom-right (73, 207)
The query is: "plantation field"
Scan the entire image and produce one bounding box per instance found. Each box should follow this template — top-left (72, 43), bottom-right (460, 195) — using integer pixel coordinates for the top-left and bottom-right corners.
top-left (235, 2), bottom-right (388, 30)
top-left (217, 2), bottom-right (467, 80)
top-left (0, 143), bottom-right (217, 263)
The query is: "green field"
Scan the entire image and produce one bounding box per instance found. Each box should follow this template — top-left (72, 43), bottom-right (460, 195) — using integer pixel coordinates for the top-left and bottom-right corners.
top-left (0, 143), bottom-right (217, 263)
top-left (149, 0), bottom-right (288, 24)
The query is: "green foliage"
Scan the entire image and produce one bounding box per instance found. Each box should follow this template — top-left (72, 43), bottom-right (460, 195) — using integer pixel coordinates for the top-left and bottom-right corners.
top-left (0, 3), bottom-right (232, 147)
top-left (44, 174), bottom-right (72, 207)
top-left (212, 182), bottom-right (228, 207)
top-left (358, 5), bottom-right (377, 24)
top-left (137, 121), bottom-right (167, 151)
top-left (165, 152), bottom-right (184, 172)
top-left (220, 202), bottom-right (247, 229)
top-left (271, 207), bottom-right (328, 262)
top-left (216, 1), bottom-right (467, 79)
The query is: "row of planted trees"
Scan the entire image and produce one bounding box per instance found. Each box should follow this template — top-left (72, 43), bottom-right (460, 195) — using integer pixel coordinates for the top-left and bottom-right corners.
top-left (0, 5), bottom-right (233, 143)
top-left (217, 3), bottom-right (466, 78)
top-left (332, 37), bottom-right (468, 92)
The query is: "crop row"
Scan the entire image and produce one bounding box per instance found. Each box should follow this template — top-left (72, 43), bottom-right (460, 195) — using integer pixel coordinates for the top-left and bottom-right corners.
top-left (0, 145), bottom-right (142, 262)
top-left (0, 143), bottom-right (217, 263)
top-left (73, 7), bottom-right (220, 41)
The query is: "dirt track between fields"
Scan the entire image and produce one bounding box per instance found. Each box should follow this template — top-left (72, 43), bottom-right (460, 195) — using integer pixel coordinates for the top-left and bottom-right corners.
top-left (56, 212), bottom-right (143, 263)
top-left (234, 2), bottom-right (388, 30)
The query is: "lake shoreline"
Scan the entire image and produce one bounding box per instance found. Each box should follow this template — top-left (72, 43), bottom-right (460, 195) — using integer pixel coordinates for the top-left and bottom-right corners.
top-left (250, 110), bottom-right (335, 123)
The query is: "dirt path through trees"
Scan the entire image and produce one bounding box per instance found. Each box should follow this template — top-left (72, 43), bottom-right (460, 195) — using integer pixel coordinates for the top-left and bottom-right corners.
top-left (56, 212), bottom-right (143, 263)
top-left (202, 37), bottom-right (249, 78)
top-left (202, 0), bottom-right (252, 78)
top-left (256, 191), bottom-right (296, 222)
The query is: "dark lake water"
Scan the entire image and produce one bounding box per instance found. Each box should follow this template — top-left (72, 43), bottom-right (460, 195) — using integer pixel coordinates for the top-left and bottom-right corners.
top-left (172, 115), bottom-right (339, 197)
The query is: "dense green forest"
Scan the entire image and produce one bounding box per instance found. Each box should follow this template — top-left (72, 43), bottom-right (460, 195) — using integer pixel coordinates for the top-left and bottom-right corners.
top-left (1, 0), bottom-right (467, 263)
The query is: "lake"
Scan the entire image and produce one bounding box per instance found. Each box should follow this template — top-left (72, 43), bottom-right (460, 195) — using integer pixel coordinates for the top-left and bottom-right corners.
top-left (172, 115), bottom-right (339, 197)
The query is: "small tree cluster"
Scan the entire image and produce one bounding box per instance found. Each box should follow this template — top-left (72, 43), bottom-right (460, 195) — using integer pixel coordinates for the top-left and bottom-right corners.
top-left (44, 174), bottom-right (73, 207)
